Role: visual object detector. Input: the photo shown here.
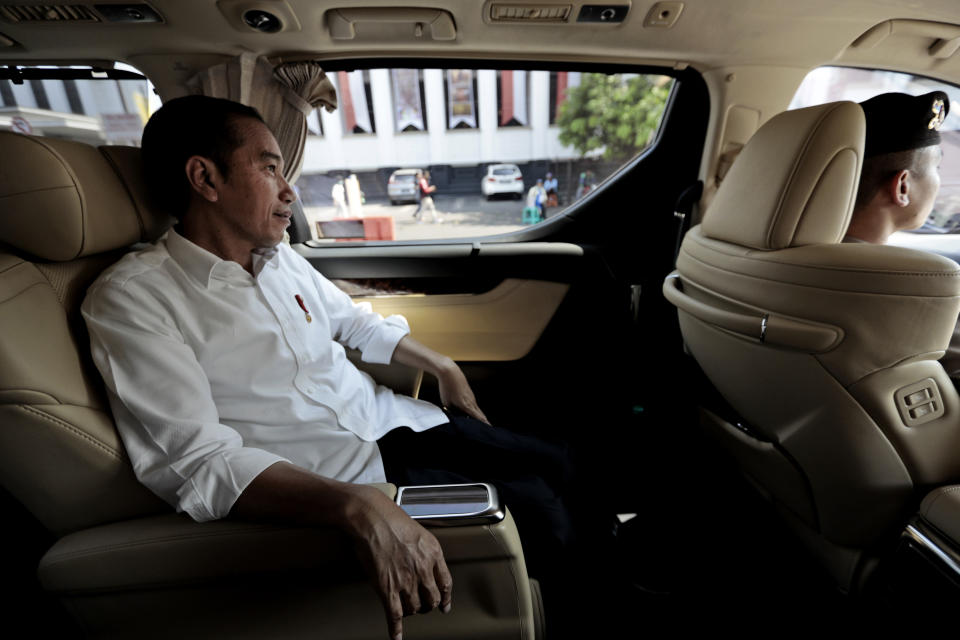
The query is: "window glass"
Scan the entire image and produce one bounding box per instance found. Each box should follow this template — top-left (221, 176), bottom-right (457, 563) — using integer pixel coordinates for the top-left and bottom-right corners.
top-left (301, 66), bottom-right (674, 242)
top-left (0, 64), bottom-right (152, 146)
top-left (791, 66), bottom-right (960, 238)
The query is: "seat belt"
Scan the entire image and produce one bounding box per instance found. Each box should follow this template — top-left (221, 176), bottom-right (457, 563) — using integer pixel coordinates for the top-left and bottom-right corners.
top-left (672, 180), bottom-right (703, 267)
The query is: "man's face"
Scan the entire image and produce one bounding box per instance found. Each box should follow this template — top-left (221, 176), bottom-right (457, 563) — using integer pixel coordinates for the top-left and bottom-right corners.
top-left (210, 117), bottom-right (296, 250)
top-left (901, 145), bottom-right (942, 230)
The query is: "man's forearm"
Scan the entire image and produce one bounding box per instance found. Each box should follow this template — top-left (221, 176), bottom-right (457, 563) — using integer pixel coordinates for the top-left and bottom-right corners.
top-left (390, 336), bottom-right (488, 423)
top-left (391, 335), bottom-right (457, 380)
top-left (230, 460), bottom-right (382, 534)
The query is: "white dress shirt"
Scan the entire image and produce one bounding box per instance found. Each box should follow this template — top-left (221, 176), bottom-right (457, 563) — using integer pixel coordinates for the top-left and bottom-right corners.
top-left (81, 229), bottom-right (448, 522)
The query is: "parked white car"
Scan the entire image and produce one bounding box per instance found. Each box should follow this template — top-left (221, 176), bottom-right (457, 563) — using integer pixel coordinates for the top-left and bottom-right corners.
top-left (481, 164), bottom-right (524, 199)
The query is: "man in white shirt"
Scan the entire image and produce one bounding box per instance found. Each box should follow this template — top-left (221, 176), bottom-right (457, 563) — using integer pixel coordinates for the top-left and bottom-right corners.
top-left (82, 95), bottom-right (560, 640)
top-left (331, 178), bottom-right (348, 217)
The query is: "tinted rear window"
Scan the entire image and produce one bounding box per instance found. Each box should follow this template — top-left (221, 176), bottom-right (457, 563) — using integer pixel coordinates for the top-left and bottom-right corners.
top-left (492, 167), bottom-right (517, 175)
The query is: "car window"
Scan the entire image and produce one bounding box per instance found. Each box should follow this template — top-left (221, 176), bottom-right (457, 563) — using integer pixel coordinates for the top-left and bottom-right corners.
top-left (0, 63), bottom-right (154, 146)
top-left (300, 66), bottom-right (674, 242)
top-left (790, 67), bottom-right (960, 241)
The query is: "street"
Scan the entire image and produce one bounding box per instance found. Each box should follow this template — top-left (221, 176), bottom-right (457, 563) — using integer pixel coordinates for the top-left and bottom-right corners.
top-left (303, 194), bottom-right (555, 241)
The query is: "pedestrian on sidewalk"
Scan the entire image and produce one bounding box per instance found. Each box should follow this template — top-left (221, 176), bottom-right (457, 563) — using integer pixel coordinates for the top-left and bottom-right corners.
top-left (414, 170), bottom-right (443, 223)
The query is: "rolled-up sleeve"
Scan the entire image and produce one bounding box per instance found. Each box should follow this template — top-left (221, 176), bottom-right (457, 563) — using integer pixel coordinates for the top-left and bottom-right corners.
top-left (82, 280), bottom-right (287, 522)
top-left (312, 271), bottom-right (410, 365)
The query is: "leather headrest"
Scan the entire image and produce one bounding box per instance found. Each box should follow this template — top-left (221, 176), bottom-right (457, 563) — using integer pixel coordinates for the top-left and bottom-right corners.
top-left (0, 132), bottom-right (170, 262)
top-left (702, 101), bottom-right (864, 250)
top-left (100, 145), bottom-right (172, 244)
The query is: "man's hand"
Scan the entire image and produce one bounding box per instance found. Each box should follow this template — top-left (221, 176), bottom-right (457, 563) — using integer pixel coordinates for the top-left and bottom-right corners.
top-left (231, 464), bottom-right (452, 640)
top-left (436, 359), bottom-right (489, 424)
top-left (348, 485), bottom-right (453, 640)
top-left (391, 336), bottom-right (489, 424)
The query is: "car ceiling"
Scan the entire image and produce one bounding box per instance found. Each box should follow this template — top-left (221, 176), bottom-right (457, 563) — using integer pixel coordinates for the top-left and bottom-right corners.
top-left (1, 1), bottom-right (960, 82)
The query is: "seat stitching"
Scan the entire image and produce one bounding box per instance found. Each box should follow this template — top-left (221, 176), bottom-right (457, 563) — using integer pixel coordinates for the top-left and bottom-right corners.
top-left (483, 523), bottom-right (524, 638)
top-left (765, 104), bottom-right (843, 247)
top-left (0, 257), bottom-right (27, 276)
top-left (0, 280), bottom-right (48, 306)
top-left (923, 485), bottom-right (960, 517)
top-left (43, 524), bottom-right (307, 565)
top-left (0, 184), bottom-right (77, 199)
top-left (682, 243), bottom-right (960, 281)
top-left (13, 404), bottom-right (123, 461)
top-left (99, 148), bottom-right (147, 239)
top-left (0, 387), bottom-right (60, 403)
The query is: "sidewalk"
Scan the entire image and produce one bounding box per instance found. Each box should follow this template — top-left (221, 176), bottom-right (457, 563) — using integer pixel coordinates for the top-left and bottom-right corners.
top-left (304, 195), bottom-right (533, 241)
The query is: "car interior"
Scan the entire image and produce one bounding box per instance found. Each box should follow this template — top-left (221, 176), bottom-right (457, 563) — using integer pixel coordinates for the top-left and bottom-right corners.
top-left (5, 1), bottom-right (960, 637)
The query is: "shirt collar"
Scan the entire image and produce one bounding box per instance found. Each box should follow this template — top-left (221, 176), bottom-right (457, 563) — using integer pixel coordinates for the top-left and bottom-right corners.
top-left (165, 228), bottom-right (281, 288)
top-left (252, 245), bottom-right (281, 277)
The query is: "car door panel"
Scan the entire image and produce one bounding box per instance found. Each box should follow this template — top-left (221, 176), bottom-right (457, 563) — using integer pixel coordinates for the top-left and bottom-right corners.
top-left (356, 278), bottom-right (569, 361)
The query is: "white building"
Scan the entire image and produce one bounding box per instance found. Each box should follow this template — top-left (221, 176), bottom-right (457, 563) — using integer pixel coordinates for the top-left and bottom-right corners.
top-left (303, 69), bottom-right (583, 173)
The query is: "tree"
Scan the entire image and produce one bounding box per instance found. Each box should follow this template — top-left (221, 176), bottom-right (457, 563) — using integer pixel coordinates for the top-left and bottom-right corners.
top-left (556, 74), bottom-right (672, 160)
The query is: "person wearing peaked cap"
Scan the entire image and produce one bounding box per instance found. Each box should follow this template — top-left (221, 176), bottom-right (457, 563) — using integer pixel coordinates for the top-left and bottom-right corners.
top-left (843, 91), bottom-right (960, 379)
top-left (843, 90), bottom-right (949, 244)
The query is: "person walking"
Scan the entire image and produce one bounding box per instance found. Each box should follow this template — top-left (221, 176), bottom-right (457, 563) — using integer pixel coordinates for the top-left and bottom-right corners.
top-left (413, 170), bottom-right (442, 223)
top-left (331, 178), bottom-right (348, 217)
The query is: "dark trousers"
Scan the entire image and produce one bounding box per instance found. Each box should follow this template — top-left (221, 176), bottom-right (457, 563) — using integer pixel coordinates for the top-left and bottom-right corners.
top-left (377, 415), bottom-right (575, 579)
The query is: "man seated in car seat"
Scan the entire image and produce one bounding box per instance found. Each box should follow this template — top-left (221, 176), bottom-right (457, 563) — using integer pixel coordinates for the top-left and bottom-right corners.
top-left (844, 91), bottom-right (947, 244)
top-left (843, 91), bottom-right (960, 376)
top-left (81, 95), bottom-right (579, 640)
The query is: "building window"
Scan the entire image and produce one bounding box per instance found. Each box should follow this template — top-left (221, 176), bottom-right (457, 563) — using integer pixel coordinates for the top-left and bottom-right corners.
top-left (337, 70), bottom-right (376, 134)
top-left (445, 69), bottom-right (478, 129)
top-left (391, 69), bottom-right (427, 132)
top-left (549, 71), bottom-right (582, 125)
top-left (497, 70), bottom-right (529, 127)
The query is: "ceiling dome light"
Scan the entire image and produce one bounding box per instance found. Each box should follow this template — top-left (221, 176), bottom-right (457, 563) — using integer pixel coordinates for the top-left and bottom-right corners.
top-left (242, 9), bottom-right (281, 33)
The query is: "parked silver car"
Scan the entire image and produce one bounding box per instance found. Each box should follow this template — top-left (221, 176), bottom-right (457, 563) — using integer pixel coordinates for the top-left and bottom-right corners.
top-left (387, 168), bottom-right (421, 205)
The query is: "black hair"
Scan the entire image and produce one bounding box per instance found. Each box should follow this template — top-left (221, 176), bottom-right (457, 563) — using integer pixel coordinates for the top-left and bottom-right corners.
top-left (141, 95), bottom-right (265, 216)
top-left (854, 146), bottom-right (935, 211)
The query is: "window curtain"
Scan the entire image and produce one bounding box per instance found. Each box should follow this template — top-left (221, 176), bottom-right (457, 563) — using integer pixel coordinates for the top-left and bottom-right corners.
top-left (187, 53), bottom-right (337, 183)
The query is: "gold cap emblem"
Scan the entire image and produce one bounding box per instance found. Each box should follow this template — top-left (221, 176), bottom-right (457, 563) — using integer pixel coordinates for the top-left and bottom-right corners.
top-left (929, 98), bottom-right (946, 130)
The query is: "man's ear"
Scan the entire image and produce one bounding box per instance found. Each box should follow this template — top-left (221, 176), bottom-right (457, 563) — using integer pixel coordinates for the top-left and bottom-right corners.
top-left (185, 156), bottom-right (219, 203)
top-left (888, 169), bottom-right (911, 208)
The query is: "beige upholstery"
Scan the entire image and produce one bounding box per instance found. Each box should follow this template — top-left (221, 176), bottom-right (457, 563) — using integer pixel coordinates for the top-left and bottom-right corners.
top-left (39, 497), bottom-right (539, 639)
top-left (664, 101), bottom-right (960, 585)
top-left (0, 132), bottom-right (170, 535)
top-left (0, 133), bottom-right (169, 261)
top-left (0, 130), bottom-right (540, 638)
top-left (701, 101), bottom-right (863, 249)
top-left (919, 485), bottom-right (960, 544)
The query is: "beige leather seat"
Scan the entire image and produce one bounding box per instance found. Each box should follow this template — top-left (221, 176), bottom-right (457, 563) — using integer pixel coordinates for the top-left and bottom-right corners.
top-left (663, 101), bottom-right (960, 590)
top-left (0, 130), bottom-right (541, 638)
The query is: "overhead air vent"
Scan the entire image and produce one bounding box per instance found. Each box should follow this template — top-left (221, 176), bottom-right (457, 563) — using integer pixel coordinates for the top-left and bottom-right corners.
top-left (488, 3), bottom-right (572, 23)
top-left (0, 4), bottom-right (100, 23)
